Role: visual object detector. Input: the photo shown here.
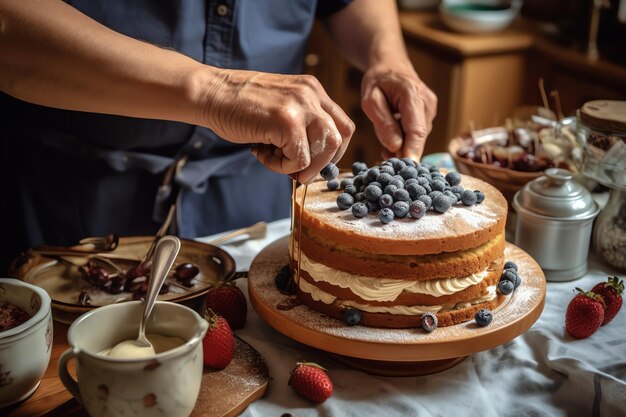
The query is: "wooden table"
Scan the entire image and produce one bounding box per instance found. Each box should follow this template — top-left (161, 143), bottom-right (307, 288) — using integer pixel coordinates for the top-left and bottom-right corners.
top-left (4, 322), bottom-right (85, 417)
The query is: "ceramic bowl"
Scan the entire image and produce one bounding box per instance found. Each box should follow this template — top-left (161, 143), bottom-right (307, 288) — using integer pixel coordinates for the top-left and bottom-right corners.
top-left (58, 301), bottom-right (208, 417)
top-left (0, 278), bottom-right (53, 408)
top-left (440, 0), bottom-right (522, 34)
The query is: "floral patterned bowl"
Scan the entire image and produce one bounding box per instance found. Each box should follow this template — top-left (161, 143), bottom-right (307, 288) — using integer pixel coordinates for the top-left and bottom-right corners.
top-left (0, 278), bottom-right (53, 408)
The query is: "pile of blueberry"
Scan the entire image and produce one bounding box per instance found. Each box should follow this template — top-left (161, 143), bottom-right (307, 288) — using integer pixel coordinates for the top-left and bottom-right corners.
top-left (320, 158), bottom-right (485, 224)
top-left (474, 261), bottom-right (522, 327)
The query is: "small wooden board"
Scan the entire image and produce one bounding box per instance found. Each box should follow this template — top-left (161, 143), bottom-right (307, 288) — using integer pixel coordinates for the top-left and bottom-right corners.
top-left (248, 237), bottom-right (546, 375)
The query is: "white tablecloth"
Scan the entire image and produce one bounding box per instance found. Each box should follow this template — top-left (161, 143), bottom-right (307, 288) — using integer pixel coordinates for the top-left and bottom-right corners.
top-left (198, 219), bottom-right (626, 417)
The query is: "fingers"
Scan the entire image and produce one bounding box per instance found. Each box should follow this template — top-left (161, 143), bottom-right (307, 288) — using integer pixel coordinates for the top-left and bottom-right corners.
top-left (298, 115), bottom-right (342, 184)
top-left (314, 82), bottom-right (355, 163)
top-left (399, 94), bottom-right (428, 161)
top-left (362, 86), bottom-right (403, 154)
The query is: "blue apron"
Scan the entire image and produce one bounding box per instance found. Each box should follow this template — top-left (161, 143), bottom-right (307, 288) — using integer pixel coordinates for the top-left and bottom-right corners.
top-left (0, 0), bottom-right (351, 270)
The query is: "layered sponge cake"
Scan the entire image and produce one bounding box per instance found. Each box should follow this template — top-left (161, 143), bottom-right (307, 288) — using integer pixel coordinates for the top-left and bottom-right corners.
top-left (291, 168), bottom-right (508, 328)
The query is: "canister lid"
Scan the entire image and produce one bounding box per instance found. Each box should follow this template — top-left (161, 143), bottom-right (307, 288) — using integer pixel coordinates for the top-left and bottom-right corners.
top-left (513, 168), bottom-right (599, 219)
top-left (580, 100), bottom-right (626, 134)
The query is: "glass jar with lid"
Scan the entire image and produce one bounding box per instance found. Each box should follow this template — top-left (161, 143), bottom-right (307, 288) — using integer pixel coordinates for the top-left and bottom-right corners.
top-left (575, 100), bottom-right (626, 271)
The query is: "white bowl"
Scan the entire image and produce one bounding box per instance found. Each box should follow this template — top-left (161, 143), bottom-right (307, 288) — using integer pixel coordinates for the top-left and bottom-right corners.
top-left (440, 0), bottom-right (522, 34)
top-left (0, 278), bottom-right (52, 408)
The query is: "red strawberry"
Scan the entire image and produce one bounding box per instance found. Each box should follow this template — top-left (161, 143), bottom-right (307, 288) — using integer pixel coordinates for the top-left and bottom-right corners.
top-left (288, 362), bottom-right (333, 403)
top-left (202, 310), bottom-right (234, 369)
top-left (592, 276), bottom-right (624, 325)
top-left (204, 282), bottom-right (247, 330)
top-left (565, 288), bottom-right (605, 339)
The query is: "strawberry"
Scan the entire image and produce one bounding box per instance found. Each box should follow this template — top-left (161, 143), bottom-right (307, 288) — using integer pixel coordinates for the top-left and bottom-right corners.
top-left (565, 288), bottom-right (605, 339)
top-left (288, 362), bottom-right (333, 403)
top-left (591, 276), bottom-right (624, 325)
top-left (204, 282), bottom-right (247, 330)
top-left (202, 310), bottom-right (234, 370)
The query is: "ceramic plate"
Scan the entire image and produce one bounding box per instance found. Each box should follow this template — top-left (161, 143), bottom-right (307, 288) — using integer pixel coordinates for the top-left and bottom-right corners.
top-left (9, 236), bottom-right (235, 323)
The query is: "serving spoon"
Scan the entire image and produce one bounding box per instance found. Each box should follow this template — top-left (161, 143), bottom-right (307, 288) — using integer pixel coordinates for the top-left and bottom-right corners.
top-left (107, 235), bottom-right (181, 358)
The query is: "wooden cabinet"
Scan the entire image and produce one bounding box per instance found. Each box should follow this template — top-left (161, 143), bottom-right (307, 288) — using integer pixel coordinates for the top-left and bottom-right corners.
top-left (304, 11), bottom-right (626, 168)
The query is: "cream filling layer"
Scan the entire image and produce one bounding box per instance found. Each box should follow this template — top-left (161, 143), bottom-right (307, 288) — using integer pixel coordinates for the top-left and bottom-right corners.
top-left (299, 279), bottom-right (497, 315)
top-left (299, 250), bottom-right (489, 302)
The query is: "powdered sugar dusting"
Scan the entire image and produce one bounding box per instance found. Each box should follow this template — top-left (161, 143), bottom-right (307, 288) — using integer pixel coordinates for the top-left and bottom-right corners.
top-left (299, 174), bottom-right (507, 242)
top-left (248, 237), bottom-right (545, 355)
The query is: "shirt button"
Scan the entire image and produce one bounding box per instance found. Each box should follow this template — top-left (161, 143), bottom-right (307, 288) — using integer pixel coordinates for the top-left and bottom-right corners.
top-left (193, 140), bottom-right (203, 149)
top-left (217, 5), bottom-right (228, 16)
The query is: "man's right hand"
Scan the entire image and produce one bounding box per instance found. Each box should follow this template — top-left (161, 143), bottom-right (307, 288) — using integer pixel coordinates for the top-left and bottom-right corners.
top-left (196, 69), bottom-right (355, 184)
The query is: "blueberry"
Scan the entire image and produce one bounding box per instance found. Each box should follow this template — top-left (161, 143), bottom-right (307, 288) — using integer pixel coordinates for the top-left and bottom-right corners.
top-left (340, 178), bottom-right (353, 190)
top-left (416, 195), bottom-right (432, 211)
top-left (475, 190), bottom-right (486, 204)
top-left (388, 178), bottom-right (404, 189)
top-left (504, 261), bottom-right (518, 272)
top-left (501, 269), bottom-right (518, 283)
top-left (498, 279), bottom-right (514, 295)
top-left (444, 190), bottom-right (458, 205)
top-left (327, 180), bottom-right (339, 191)
top-left (274, 265), bottom-right (292, 291)
top-left (352, 162), bottom-right (368, 176)
top-left (431, 179), bottom-right (446, 192)
top-left (420, 312), bottom-right (438, 333)
top-left (377, 172), bottom-right (393, 187)
top-left (393, 188), bottom-right (411, 203)
top-left (352, 175), bottom-right (364, 190)
top-left (351, 202), bottom-right (368, 218)
top-left (386, 157), bottom-right (400, 169)
top-left (406, 183), bottom-right (426, 200)
top-left (404, 178), bottom-right (419, 187)
top-left (369, 181), bottom-right (383, 190)
top-left (345, 308), bottom-right (362, 326)
top-left (344, 184), bottom-right (358, 196)
top-left (422, 183), bottom-right (432, 194)
top-left (365, 184), bottom-right (383, 202)
top-left (431, 172), bottom-right (444, 180)
top-left (461, 190), bottom-right (478, 206)
top-left (451, 185), bottom-right (464, 195)
top-left (366, 167), bottom-right (380, 182)
top-left (409, 200), bottom-right (427, 219)
top-left (429, 166), bottom-right (440, 173)
top-left (355, 192), bottom-right (366, 203)
top-left (379, 165), bottom-right (395, 176)
top-left (367, 200), bottom-right (379, 213)
top-left (445, 171), bottom-right (462, 186)
top-left (399, 166), bottom-right (418, 180)
top-left (378, 208), bottom-right (394, 224)
top-left (392, 201), bottom-right (409, 218)
top-left (429, 190), bottom-right (444, 200)
top-left (432, 194), bottom-right (451, 213)
top-left (417, 177), bottom-right (430, 187)
top-left (320, 162), bottom-right (339, 181)
top-left (336, 193), bottom-right (354, 210)
top-left (401, 157), bottom-right (416, 167)
top-left (379, 194), bottom-right (394, 209)
top-left (391, 159), bottom-right (406, 172)
top-left (514, 273), bottom-right (522, 289)
top-left (384, 184), bottom-right (398, 195)
top-left (417, 167), bottom-right (431, 176)
top-left (475, 309), bottom-right (493, 327)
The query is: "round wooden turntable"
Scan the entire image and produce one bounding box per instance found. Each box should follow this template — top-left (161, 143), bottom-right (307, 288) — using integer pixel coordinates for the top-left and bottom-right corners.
top-left (248, 237), bottom-right (546, 376)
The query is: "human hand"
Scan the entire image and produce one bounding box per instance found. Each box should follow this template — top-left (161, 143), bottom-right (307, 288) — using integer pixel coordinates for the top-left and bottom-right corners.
top-left (361, 63), bottom-right (437, 161)
top-left (199, 69), bottom-right (354, 184)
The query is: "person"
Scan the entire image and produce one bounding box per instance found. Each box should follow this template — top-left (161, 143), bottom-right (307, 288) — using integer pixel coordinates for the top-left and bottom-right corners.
top-left (0, 0), bottom-right (437, 273)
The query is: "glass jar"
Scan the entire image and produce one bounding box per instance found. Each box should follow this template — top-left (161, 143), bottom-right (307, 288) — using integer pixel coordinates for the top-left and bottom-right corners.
top-left (575, 100), bottom-right (626, 188)
top-left (593, 188), bottom-right (626, 271)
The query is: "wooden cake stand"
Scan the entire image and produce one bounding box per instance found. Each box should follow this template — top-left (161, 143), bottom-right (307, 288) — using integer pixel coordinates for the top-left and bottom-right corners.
top-left (248, 237), bottom-right (546, 376)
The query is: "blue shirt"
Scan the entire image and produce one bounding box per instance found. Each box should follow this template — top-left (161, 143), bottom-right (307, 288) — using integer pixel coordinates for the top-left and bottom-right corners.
top-left (0, 0), bottom-right (351, 266)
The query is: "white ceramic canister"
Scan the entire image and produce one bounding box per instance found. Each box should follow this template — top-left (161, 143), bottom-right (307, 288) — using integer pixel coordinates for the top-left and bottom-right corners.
top-left (513, 168), bottom-right (600, 281)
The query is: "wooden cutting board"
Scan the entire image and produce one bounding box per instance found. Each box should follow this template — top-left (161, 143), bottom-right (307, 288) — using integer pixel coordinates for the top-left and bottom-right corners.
top-left (3, 322), bottom-right (268, 417)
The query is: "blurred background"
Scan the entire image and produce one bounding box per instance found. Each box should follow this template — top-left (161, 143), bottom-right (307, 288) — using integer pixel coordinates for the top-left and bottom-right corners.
top-left (304, 0), bottom-right (626, 168)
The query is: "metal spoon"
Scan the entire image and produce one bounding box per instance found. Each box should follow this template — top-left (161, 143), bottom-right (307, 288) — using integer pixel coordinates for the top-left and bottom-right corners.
top-left (107, 235), bottom-right (181, 358)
